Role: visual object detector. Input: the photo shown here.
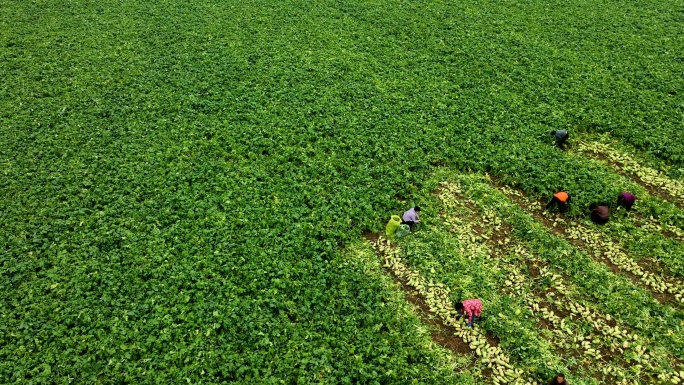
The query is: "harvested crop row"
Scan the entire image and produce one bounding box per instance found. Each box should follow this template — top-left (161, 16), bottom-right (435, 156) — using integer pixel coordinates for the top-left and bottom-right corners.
top-left (492, 166), bottom-right (684, 279)
top-left (495, 184), bottom-right (684, 306)
top-left (428, 172), bottom-right (684, 369)
top-left (628, 213), bottom-right (684, 242)
top-left (565, 220), bottom-right (684, 303)
top-left (569, 139), bottom-right (684, 244)
top-left (370, 238), bottom-right (534, 385)
top-left (362, 231), bottom-right (479, 368)
top-left (439, 182), bottom-right (682, 383)
top-left (510, 248), bottom-right (682, 383)
top-left (438, 199), bottom-right (596, 378)
top-left (495, 170), bottom-right (684, 244)
top-left (575, 141), bottom-right (684, 206)
top-left (407, 185), bottom-right (594, 382)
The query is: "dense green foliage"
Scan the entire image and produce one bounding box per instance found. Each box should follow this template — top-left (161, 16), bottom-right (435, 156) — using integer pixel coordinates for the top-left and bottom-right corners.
top-left (1, 0), bottom-right (683, 382)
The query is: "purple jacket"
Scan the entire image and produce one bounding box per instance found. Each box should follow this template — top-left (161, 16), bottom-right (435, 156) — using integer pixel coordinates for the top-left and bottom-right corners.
top-left (618, 192), bottom-right (636, 209)
top-left (402, 208), bottom-right (419, 223)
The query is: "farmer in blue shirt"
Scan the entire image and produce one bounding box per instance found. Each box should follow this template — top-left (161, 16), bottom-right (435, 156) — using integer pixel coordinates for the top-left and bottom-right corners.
top-left (551, 130), bottom-right (569, 149)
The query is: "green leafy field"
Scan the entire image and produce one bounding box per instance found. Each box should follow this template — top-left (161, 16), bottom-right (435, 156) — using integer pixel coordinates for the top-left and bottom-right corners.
top-left (1, 0), bottom-right (683, 383)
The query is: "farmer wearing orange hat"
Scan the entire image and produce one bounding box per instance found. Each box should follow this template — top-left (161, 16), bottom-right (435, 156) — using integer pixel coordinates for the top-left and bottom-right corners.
top-left (545, 191), bottom-right (571, 213)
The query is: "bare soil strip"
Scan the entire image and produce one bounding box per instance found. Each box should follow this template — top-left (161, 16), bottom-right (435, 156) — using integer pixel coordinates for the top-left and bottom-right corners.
top-left (439, 181), bottom-right (683, 380)
top-left (488, 177), bottom-right (684, 308)
top-left (575, 141), bottom-right (684, 209)
top-left (362, 231), bottom-right (476, 363)
top-left (439, 185), bottom-right (654, 382)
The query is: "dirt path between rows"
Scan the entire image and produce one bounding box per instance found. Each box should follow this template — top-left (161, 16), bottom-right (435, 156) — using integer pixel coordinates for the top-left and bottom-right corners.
top-left (440, 184), bottom-right (682, 378)
top-left (579, 150), bottom-right (683, 210)
top-left (486, 177), bottom-right (680, 308)
top-left (362, 231), bottom-right (477, 367)
top-left (440, 189), bottom-right (613, 379)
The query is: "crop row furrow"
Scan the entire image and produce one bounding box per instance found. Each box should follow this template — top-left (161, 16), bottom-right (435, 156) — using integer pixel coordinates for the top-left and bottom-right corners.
top-left (495, 183), bottom-right (684, 306)
top-left (575, 141), bottom-right (684, 205)
top-left (370, 237), bottom-right (534, 385)
top-left (564, 223), bottom-right (684, 302)
top-left (438, 179), bottom-right (684, 383)
top-left (439, 186), bottom-right (615, 379)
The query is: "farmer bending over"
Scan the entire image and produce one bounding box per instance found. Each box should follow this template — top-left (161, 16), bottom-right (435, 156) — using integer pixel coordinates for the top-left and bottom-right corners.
top-left (545, 191), bottom-right (571, 213)
top-left (590, 203), bottom-right (610, 225)
top-left (548, 373), bottom-right (569, 385)
top-left (551, 130), bottom-right (569, 149)
top-left (455, 298), bottom-right (482, 328)
top-left (402, 206), bottom-right (421, 229)
top-left (617, 192), bottom-right (636, 211)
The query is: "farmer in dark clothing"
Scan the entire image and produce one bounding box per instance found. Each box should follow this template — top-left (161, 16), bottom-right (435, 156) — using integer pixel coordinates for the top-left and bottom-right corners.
top-left (548, 373), bottom-right (569, 385)
top-left (551, 130), bottom-right (569, 149)
top-left (546, 191), bottom-right (571, 213)
top-left (401, 206), bottom-right (421, 229)
top-left (617, 192), bottom-right (636, 211)
top-left (590, 203), bottom-right (610, 224)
